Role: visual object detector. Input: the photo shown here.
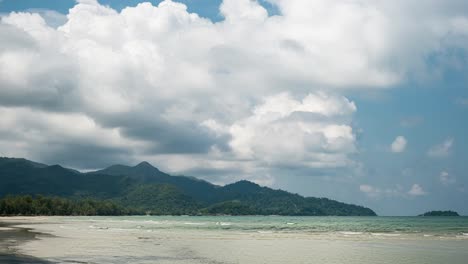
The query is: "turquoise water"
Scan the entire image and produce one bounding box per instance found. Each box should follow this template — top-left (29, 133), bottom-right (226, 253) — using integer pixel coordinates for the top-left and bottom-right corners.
top-left (77, 216), bottom-right (468, 238)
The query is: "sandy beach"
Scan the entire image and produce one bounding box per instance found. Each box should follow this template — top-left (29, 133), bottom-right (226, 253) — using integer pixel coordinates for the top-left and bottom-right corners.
top-left (1, 216), bottom-right (468, 264)
top-left (0, 218), bottom-right (52, 264)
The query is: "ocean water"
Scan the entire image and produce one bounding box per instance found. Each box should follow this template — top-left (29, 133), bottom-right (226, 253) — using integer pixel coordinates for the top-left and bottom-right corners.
top-left (10, 216), bottom-right (468, 264)
top-left (85, 215), bottom-right (468, 236)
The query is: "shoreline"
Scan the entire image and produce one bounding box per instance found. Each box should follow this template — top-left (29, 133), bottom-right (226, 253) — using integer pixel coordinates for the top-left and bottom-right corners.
top-left (0, 219), bottom-right (53, 264)
top-left (2, 216), bottom-right (468, 264)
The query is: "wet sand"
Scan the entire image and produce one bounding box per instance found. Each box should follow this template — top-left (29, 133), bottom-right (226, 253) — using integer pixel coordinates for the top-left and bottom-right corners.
top-left (0, 219), bottom-right (52, 264)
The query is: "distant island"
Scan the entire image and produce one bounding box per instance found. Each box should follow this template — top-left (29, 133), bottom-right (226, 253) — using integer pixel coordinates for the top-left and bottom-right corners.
top-left (0, 157), bottom-right (376, 216)
top-left (419, 211), bottom-right (460, 217)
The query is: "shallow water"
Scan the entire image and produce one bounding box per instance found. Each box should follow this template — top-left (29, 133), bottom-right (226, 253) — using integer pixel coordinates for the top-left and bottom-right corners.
top-left (5, 216), bottom-right (468, 263)
top-left (89, 215), bottom-right (468, 236)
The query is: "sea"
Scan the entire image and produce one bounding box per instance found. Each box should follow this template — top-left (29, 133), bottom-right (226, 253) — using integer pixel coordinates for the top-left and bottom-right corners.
top-left (6, 216), bottom-right (468, 264)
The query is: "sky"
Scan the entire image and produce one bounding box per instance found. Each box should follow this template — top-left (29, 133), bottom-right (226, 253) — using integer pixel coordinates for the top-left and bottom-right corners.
top-left (0, 0), bottom-right (467, 216)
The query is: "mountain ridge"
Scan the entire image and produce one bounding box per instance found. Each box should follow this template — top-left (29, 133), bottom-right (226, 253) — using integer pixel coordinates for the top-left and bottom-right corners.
top-left (0, 157), bottom-right (376, 216)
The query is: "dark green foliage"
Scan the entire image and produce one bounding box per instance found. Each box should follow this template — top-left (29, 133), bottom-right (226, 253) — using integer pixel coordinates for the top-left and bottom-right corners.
top-left (92, 162), bottom-right (219, 203)
top-left (201, 200), bottom-right (256, 215)
top-left (211, 181), bottom-right (376, 216)
top-left (419, 210), bottom-right (460, 216)
top-left (0, 158), bottom-right (132, 199)
top-left (0, 195), bottom-right (142, 216)
top-left (0, 157), bottom-right (377, 216)
top-left (119, 184), bottom-right (200, 215)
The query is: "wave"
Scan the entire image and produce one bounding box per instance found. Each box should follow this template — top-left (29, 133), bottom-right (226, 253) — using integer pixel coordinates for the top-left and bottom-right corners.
top-left (184, 222), bottom-right (207, 226)
top-left (371, 233), bottom-right (401, 237)
top-left (340, 231), bottom-right (363, 235)
top-left (216, 222), bottom-right (232, 226)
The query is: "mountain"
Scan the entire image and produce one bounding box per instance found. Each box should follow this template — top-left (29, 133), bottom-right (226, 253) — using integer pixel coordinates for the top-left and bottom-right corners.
top-left (0, 157), bottom-right (377, 216)
top-left (0, 157), bottom-right (133, 198)
top-left (91, 161), bottom-right (219, 203)
top-left (419, 210), bottom-right (460, 216)
top-left (93, 161), bottom-right (169, 182)
top-left (217, 181), bottom-right (375, 216)
top-left (0, 157), bottom-right (48, 169)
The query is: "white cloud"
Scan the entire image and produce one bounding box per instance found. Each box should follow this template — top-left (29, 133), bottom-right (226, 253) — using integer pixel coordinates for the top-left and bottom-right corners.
top-left (204, 92), bottom-right (357, 169)
top-left (391, 136), bottom-right (407, 153)
top-left (427, 138), bottom-right (454, 158)
top-left (221, 0), bottom-right (268, 22)
top-left (1, 0), bottom-right (468, 182)
top-left (440, 171), bottom-right (456, 185)
top-left (408, 184), bottom-right (427, 196)
top-left (360, 183), bottom-right (427, 198)
top-left (0, 107), bottom-right (146, 168)
top-left (24, 9), bottom-right (68, 28)
top-left (359, 184), bottom-right (404, 198)
top-left (360, 184), bottom-right (381, 198)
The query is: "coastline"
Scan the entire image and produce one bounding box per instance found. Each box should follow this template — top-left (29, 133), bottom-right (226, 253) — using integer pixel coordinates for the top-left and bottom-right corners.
top-left (2, 216), bottom-right (468, 264)
top-left (0, 218), bottom-right (52, 263)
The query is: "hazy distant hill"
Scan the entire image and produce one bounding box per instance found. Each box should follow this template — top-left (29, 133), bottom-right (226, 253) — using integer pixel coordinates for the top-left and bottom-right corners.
top-left (419, 210), bottom-right (459, 216)
top-left (0, 157), bottom-right (376, 216)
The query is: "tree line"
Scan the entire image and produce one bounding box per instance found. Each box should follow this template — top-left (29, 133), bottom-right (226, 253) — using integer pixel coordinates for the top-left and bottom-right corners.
top-left (0, 195), bottom-right (143, 216)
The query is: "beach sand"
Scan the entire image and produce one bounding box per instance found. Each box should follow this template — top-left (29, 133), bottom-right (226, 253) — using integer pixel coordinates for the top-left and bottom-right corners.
top-left (0, 219), bottom-right (52, 264)
top-left (1, 216), bottom-right (468, 264)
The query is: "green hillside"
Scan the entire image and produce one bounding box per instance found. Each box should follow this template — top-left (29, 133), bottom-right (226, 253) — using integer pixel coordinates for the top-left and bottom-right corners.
top-left (0, 157), bottom-right (376, 216)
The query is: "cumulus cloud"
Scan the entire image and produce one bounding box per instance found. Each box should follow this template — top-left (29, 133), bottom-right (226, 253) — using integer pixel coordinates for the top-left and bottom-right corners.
top-left (203, 92), bottom-right (357, 168)
top-left (1, 0), bottom-right (468, 183)
top-left (440, 171), bottom-right (456, 185)
top-left (427, 138), bottom-right (454, 158)
top-left (24, 9), bottom-right (68, 28)
top-left (408, 184), bottom-right (427, 196)
top-left (0, 107), bottom-right (145, 168)
top-left (391, 136), bottom-right (407, 153)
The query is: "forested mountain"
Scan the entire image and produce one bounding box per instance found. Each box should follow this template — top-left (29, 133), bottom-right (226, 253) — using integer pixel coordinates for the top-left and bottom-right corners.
top-left (0, 157), bottom-right (376, 216)
top-left (0, 158), bottom-right (132, 198)
top-left (91, 161), bottom-right (219, 203)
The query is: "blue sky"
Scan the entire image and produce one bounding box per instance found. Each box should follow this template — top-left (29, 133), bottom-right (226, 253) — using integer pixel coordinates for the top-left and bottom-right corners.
top-left (0, 0), bottom-right (278, 20)
top-left (0, 0), bottom-right (467, 215)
